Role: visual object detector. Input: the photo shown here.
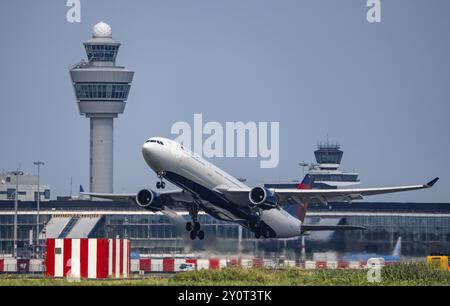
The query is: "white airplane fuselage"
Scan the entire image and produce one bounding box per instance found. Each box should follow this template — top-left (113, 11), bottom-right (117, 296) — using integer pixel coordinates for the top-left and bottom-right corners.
top-left (142, 137), bottom-right (302, 238)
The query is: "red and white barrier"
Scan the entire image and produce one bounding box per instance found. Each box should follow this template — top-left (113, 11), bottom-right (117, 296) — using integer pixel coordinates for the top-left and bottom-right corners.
top-left (46, 239), bottom-right (131, 279)
top-left (283, 260), bottom-right (296, 267)
top-left (127, 256), bottom-right (374, 274)
top-left (108, 239), bottom-right (131, 278)
top-left (132, 258), bottom-right (227, 273)
top-left (194, 259), bottom-right (209, 270)
top-left (3, 258), bottom-right (18, 273)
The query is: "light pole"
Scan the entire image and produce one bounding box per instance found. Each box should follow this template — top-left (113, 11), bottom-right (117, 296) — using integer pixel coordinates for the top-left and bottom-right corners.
top-left (12, 169), bottom-right (24, 258)
top-left (34, 161), bottom-right (44, 259)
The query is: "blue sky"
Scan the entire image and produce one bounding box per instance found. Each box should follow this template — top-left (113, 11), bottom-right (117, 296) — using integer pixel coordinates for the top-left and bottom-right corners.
top-left (0, 0), bottom-right (449, 202)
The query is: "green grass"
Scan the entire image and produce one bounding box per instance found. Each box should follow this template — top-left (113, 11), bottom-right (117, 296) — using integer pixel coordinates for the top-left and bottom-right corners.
top-left (0, 263), bottom-right (449, 286)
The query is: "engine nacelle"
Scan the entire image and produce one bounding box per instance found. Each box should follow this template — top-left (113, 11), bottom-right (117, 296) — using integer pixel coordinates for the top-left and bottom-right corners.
top-left (249, 187), bottom-right (278, 209)
top-left (136, 189), bottom-right (163, 211)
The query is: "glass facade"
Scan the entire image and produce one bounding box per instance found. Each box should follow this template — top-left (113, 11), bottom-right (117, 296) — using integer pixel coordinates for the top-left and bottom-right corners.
top-left (75, 83), bottom-right (131, 100)
top-left (0, 215), bottom-right (50, 257)
top-left (0, 204), bottom-right (449, 258)
top-left (314, 150), bottom-right (343, 164)
top-left (309, 174), bottom-right (359, 182)
top-left (102, 214), bottom-right (255, 254)
top-left (85, 44), bottom-right (119, 62)
top-left (340, 215), bottom-right (450, 255)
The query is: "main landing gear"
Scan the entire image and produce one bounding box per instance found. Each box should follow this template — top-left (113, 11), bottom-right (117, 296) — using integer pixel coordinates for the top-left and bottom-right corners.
top-left (156, 171), bottom-right (166, 189)
top-left (251, 208), bottom-right (269, 239)
top-left (186, 202), bottom-right (205, 240)
top-left (254, 226), bottom-right (270, 239)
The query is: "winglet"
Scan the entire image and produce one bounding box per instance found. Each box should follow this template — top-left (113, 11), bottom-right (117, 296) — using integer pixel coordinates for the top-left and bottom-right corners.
top-left (425, 177), bottom-right (439, 188)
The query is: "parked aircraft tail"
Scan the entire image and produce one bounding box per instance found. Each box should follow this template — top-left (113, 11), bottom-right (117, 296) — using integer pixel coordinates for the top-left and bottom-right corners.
top-left (296, 174), bottom-right (313, 222)
top-left (392, 236), bottom-right (402, 257)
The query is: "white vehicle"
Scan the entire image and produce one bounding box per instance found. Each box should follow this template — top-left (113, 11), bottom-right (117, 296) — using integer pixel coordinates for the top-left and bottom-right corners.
top-left (366, 258), bottom-right (385, 269)
top-left (179, 263), bottom-right (195, 272)
top-left (85, 137), bottom-right (439, 240)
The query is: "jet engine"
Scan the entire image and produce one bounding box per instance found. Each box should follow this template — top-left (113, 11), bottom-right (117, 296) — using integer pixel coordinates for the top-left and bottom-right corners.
top-left (136, 189), bottom-right (163, 211)
top-left (249, 187), bottom-right (278, 209)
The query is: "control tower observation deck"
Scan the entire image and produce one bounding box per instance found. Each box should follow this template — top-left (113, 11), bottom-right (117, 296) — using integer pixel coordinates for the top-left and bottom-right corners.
top-left (308, 141), bottom-right (360, 188)
top-left (69, 22), bottom-right (134, 194)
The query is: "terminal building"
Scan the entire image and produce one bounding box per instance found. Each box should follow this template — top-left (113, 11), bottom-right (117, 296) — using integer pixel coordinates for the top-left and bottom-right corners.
top-left (1, 140), bottom-right (448, 259)
top-left (0, 171), bottom-right (50, 202)
top-left (0, 200), bottom-right (448, 259)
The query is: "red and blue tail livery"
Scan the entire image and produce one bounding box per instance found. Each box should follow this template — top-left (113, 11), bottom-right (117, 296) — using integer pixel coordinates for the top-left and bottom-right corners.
top-left (297, 174), bottom-right (313, 190)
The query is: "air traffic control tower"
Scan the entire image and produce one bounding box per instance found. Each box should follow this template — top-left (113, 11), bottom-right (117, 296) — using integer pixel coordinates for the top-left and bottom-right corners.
top-left (69, 22), bottom-right (134, 194)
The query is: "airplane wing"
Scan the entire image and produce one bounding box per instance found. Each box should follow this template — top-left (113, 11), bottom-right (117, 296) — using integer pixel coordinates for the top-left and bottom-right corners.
top-left (82, 189), bottom-right (195, 231)
top-left (301, 225), bottom-right (368, 233)
top-left (83, 189), bottom-right (195, 208)
top-left (83, 193), bottom-right (136, 202)
top-left (83, 189), bottom-right (248, 224)
top-left (222, 177), bottom-right (439, 206)
top-left (272, 177), bottom-right (439, 205)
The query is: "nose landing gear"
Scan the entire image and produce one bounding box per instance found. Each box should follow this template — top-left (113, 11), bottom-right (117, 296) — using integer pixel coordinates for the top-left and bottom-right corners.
top-left (156, 171), bottom-right (166, 189)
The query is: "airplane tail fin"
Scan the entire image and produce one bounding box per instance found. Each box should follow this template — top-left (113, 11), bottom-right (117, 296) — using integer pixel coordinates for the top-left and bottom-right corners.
top-left (392, 236), bottom-right (402, 257)
top-left (79, 185), bottom-right (85, 193)
top-left (297, 174), bottom-right (313, 190)
top-left (296, 174), bottom-right (313, 223)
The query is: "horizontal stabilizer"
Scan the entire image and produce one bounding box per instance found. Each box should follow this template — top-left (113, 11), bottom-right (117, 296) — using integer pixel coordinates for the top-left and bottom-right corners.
top-left (301, 225), bottom-right (368, 233)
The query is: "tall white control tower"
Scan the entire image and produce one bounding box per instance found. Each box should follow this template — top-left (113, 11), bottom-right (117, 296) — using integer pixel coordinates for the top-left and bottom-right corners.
top-left (70, 22), bottom-right (134, 194)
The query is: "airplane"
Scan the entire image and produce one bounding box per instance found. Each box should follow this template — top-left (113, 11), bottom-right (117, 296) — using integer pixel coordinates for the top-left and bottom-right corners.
top-left (85, 137), bottom-right (439, 241)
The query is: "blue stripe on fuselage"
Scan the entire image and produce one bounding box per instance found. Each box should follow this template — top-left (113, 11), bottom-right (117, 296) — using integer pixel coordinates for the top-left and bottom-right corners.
top-left (163, 171), bottom-right (283, 237)
top-left (164, 171), bottom-right (251, 223)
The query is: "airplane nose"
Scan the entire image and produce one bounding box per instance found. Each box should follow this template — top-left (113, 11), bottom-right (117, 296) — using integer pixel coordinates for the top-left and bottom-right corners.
top-left (142, 140), bottom-right (167, 171)
top-left (142, 142), bottom-right (155, 161)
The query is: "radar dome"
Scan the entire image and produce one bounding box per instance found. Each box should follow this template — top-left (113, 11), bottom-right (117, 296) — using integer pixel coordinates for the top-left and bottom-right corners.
top-left (93, 22), bottom-right (112, 38)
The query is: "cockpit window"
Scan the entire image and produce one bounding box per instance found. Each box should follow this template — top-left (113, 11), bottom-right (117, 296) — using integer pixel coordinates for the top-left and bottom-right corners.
top-left (146, 139), bottom-right (164, 145)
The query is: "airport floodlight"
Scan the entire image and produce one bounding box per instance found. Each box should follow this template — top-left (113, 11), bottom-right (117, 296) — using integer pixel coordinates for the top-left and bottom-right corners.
top-left (33, 161), bottom-right (44, 259)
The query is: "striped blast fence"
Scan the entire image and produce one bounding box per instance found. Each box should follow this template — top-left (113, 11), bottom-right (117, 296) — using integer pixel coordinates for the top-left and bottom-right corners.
top-left (46, 238), bottom-right (131, 279)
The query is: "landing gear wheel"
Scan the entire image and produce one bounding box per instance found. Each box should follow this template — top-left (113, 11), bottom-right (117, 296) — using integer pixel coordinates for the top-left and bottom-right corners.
top-left (255, 231), bottom-right (261, 239)
top-left (186, 222), bottom-right (192, 232)
top-left (156, 172), bottom-right (166, 189)
top-left (190, 231), bottom-right (197, 240)
top-left (193, 222), bottom-right (201, 232)
top-left (197, 230), bottom-right (205, 240)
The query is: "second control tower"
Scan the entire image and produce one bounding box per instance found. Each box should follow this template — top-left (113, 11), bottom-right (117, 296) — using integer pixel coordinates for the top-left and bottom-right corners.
top-left (70, 22), bottom-right (134, 194)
